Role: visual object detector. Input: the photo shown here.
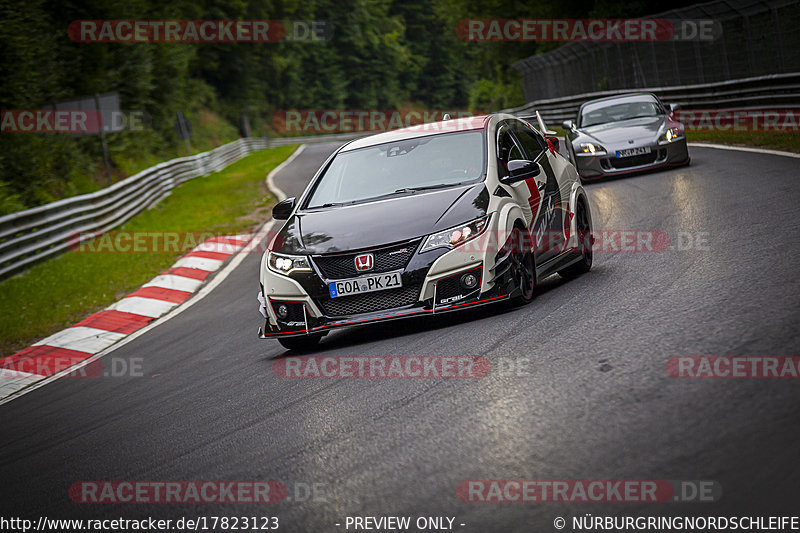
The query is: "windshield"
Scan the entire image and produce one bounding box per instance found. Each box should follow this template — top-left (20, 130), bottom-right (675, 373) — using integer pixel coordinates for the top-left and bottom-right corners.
top-left (304, 130), bottom-right (485, 208)
top-left (580, 97), bottom-right (664, 127)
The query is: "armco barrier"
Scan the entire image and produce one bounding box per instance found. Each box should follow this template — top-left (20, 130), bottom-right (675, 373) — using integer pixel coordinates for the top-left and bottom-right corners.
top-left (504, 72), bottom-right (800, 123)
top-left (0, 133), bottom-right (366, 281)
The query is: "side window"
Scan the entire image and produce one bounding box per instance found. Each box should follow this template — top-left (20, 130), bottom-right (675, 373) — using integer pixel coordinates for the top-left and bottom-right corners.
top-left (513, 122), bottom-right (546, 161)
top-left (497, 123), bottom-right (524, 171)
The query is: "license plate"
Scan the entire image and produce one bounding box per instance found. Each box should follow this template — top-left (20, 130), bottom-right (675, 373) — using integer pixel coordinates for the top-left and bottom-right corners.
top-left (328, 272), bottom-right (403, 298)
top-left (616, 146), bottom-right (652, 158)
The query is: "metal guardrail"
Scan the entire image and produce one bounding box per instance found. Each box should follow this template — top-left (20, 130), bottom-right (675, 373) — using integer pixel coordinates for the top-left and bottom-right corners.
top-left (2, 79), bottom-right (792, 281)
top-left (0, 132), bottom-right (353, 281)
top-left (505, 72), bottom-right (800, 124)
top-left (0, 133), bottom-right (367, 281)
top-left (511, 0), bottom-right (800, 102)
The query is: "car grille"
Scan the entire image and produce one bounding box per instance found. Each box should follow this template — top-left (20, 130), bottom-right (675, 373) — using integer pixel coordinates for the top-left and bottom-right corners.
top-left (608, 151), bottom-right (658, 169)
top-left (318, 284), bottom-right (421, 317)
top-left (312, 240), bottom-right (420, 279)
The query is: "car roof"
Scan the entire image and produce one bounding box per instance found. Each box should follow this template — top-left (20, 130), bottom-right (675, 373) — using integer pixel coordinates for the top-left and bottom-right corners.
top-left (340, 115), bottom-right (493, 152)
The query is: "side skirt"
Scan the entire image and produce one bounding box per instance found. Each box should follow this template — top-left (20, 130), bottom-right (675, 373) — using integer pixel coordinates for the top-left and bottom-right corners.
top-left (535, 250), bottom-right (582, 279)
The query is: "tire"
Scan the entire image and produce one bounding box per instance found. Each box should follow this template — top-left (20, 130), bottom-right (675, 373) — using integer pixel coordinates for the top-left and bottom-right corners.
top-left (559, 199), bottom-right (592, 278)
top-left (278, 334), bottom-right (322, 352)
top-left (508, 228), bottom-right (536, 306)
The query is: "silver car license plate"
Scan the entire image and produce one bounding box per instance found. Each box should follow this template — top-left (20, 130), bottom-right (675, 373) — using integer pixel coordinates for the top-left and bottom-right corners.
top-left (616, 146), bottom-right (652, 158)
top-left (328, 272), bottom-right (402, 298)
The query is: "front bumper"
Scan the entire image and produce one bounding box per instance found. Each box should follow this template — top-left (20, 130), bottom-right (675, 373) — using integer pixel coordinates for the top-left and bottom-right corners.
top-left (259, 230), bottom-right (522, 339)
top-left (574, 138), bottom-right (689, 180)
top-left (257, 290), bottom-right (511, 339)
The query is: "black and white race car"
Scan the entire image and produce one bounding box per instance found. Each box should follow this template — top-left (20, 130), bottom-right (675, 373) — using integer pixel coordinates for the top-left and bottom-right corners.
top-left (562, 93), bottom-right (690, 182)
top-left (258, 113), bottom-right (593, 350)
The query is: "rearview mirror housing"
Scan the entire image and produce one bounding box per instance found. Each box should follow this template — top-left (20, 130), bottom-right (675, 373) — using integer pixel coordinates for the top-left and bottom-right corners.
top-left (501, 159), bottom-right (540, 185)
top-left (562, 120), bottom-right (575, 131)
top-left (272, 197), bottom-right (296, 220)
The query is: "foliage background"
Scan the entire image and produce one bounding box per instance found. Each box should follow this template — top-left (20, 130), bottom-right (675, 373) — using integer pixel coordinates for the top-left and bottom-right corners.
top-left (0, 0), bottom-right (696, 214)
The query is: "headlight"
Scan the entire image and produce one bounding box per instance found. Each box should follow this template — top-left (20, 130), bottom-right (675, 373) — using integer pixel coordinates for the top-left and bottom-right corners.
top-left (579, 142), bottom-right (606, 154)
top-left (659, 127), bottom-right (683, 142)
top-left (268, 251), bottom-right (311, 275)
top-left (421, 215), bottom-right (490, 253)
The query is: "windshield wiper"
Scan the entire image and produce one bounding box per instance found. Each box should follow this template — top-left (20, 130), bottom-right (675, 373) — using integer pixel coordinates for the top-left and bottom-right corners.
top-left (309, 184), bottom-right (462, 209)
top-left (308, 202), bottom-right (348, 209)
top-left (393, 183), bottom-right (460, 194)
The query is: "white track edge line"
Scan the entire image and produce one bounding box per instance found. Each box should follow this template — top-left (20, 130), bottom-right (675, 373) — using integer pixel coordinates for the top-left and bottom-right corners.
top-left (688, 142), bottom-right (800, 159)
top-left (0, 144), bottom-right (304, 406)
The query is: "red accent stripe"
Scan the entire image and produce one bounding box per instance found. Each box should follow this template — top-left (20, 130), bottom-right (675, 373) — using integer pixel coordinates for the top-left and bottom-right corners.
top-left (72, 310), bottom-right (152, 334)
top-left (1, 345), bottom-right (91, 376)
top-left (262, 295), bottom-right (508, 336)
top-left (185, 250), bottom-right (230, 261)
top-left (524, 177), bottom-right (541, 216)
top-left (163, 267), bottom-right (210, 280)
top-left (127, 286), bottom-right (193, 304)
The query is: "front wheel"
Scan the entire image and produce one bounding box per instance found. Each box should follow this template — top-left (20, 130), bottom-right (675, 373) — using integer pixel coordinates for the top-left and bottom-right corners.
top-left (278, 334), bottom-right (322, 352)
top-left (559, 199), bottom-right (592, 278)
top-left (509, 228), bottom-right (536, 306)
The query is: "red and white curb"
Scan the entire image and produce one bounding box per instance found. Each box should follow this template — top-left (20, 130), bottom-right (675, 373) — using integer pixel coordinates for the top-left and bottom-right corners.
top-left (0, 234), bottom-right (252, 400)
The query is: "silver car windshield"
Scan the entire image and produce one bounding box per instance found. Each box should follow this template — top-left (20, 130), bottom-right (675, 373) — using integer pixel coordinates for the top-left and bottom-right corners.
top-left (581, 97), bottom-right (664, 128)
top-left (305, 130), bottom-right (485, 208)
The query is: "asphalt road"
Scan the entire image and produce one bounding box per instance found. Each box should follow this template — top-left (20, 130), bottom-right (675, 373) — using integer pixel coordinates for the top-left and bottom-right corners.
top-left (2, 142), bottom-right (800, 532)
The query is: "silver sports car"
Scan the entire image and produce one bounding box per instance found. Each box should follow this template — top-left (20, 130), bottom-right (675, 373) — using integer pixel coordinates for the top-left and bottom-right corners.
top-left (562, 93), bottom-right (690, 182)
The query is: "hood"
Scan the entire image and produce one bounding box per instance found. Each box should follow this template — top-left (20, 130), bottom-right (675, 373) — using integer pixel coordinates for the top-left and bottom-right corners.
top-left (580, 116), bottom-right (665, 145)
top-left (273, 183), bottom-right (490, 255)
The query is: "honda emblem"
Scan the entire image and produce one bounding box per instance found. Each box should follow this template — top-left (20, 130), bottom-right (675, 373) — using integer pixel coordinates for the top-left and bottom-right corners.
top-left (355, 253), bottom-right (374, 271)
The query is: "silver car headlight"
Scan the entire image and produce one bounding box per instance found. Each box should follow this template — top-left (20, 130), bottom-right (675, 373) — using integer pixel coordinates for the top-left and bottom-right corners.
top-left (268, 251), bottom-right (311, 275)
top-left (659, 127), bottom-right (683, 143)
top-left (579, 142), bottom-right (606, 155)
top-left (421, 215), bottom-right (490, 253)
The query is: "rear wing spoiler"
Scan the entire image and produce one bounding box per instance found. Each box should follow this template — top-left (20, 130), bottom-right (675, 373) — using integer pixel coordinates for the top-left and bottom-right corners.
top-left (535, 110), bottom-right (557, 136)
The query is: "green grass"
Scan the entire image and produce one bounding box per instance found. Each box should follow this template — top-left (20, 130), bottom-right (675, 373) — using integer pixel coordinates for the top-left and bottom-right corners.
top-left (685, 130), bottom-right (800, 153)
top-left (0, 108), bottom-right (242, 216)
top-left (114, 109), bottom-right (241, 177)
top-left (0, 145), bottom-right (298, 357)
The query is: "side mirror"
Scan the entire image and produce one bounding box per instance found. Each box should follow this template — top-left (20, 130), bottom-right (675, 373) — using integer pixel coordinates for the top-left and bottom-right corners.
top-left (668, 103), bottom-right (679, 112)
top-left (502, 159), bottom-right (540, 184)
top-left (272, 197), bottom-right (296, 220)
top-left (562, 120), bottom-right (575, 131)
